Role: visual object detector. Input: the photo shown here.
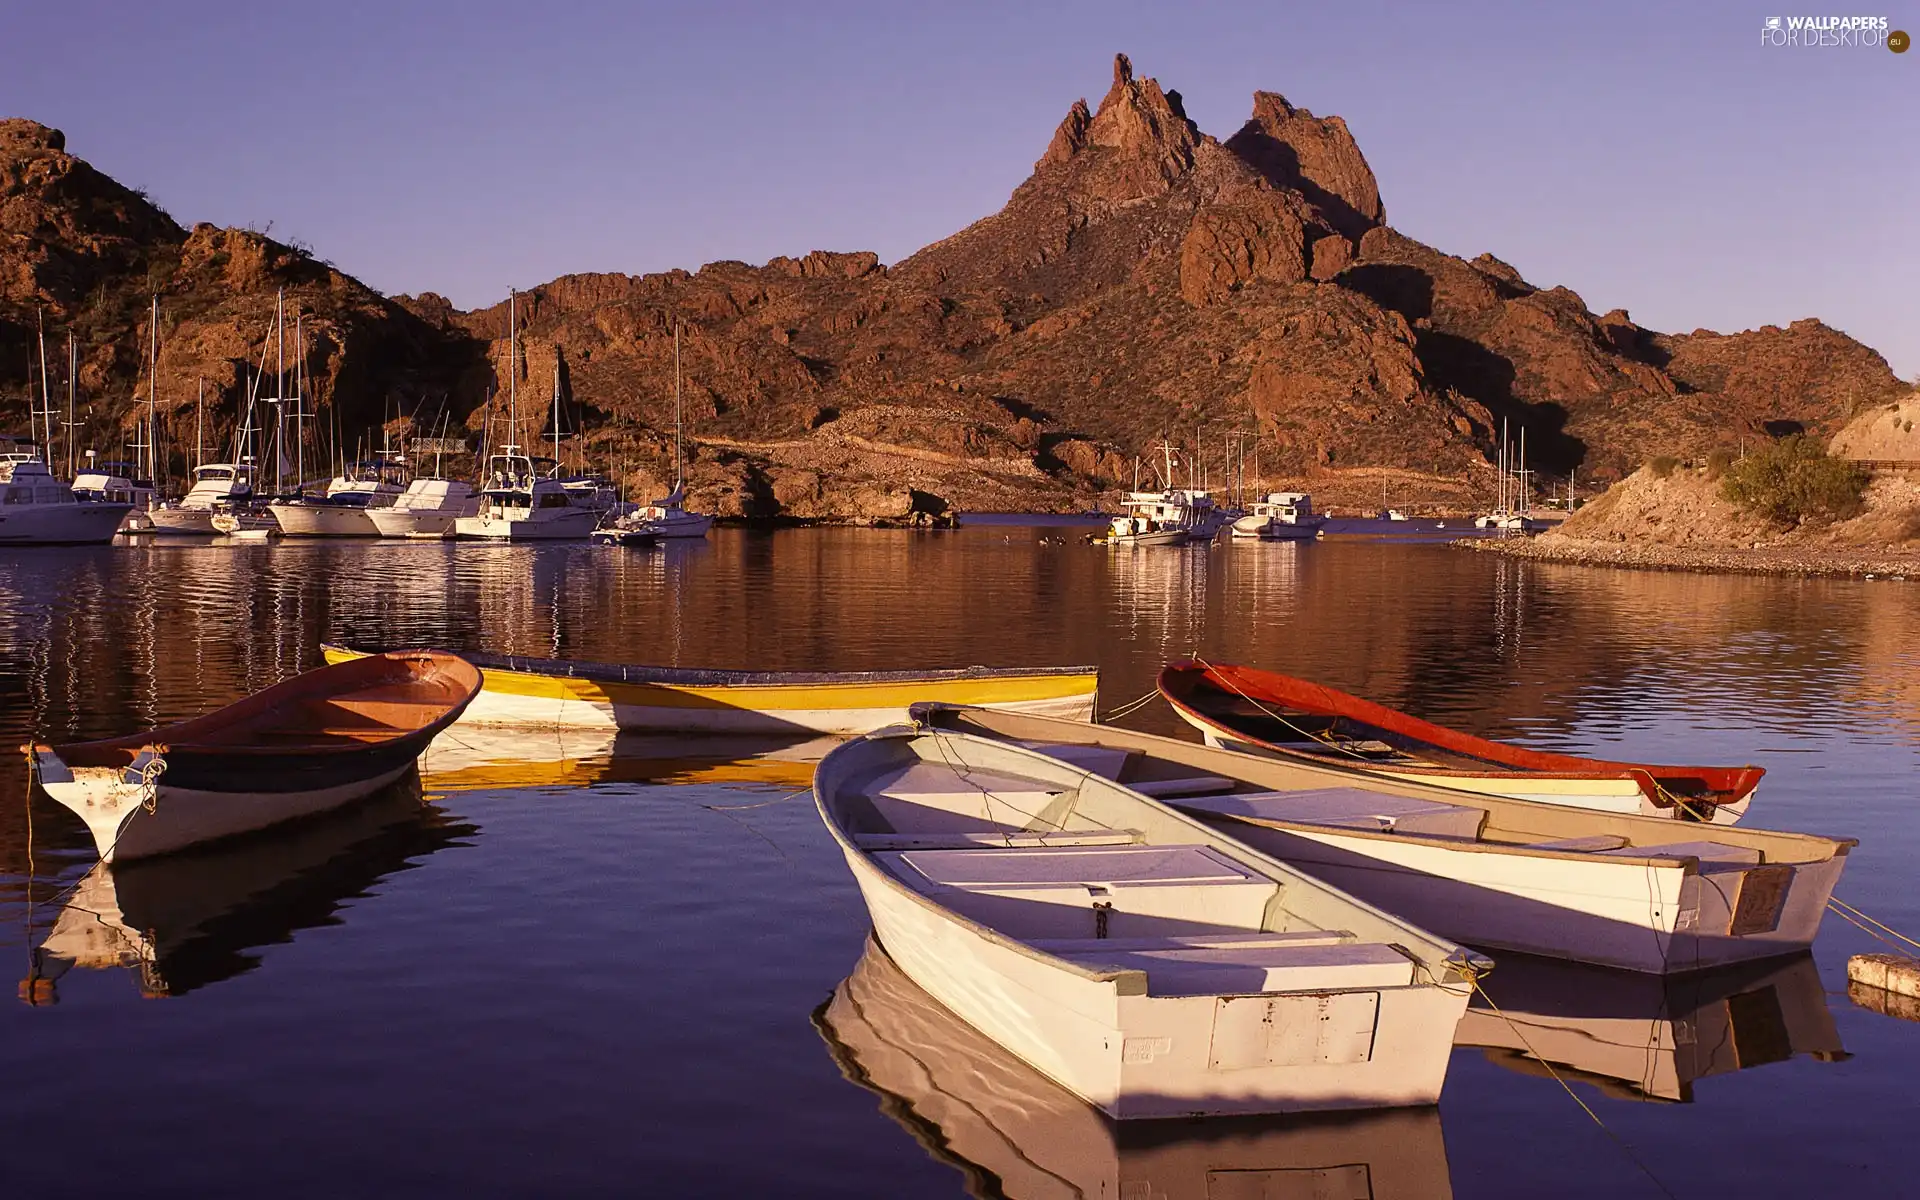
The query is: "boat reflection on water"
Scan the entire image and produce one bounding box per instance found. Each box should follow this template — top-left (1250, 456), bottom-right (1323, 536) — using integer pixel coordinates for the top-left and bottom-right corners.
top-left (1456, 952), bottom-right (1845, 1102)
top-left (23, 773), bottom-right (474, 1001)
top-left (816, 936), bottom-right (1454, 1200)
top-left (418, 726), bottom-right (837, 793)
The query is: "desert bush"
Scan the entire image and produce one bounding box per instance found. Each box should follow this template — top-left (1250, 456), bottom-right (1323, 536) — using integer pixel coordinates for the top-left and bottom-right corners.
top-left (1704, 449), bottom-right (1735, 480)
top-left (1646, 455), bottom-right (1680, 478)
top-left (1719, 435), bottom-right (1868, 526)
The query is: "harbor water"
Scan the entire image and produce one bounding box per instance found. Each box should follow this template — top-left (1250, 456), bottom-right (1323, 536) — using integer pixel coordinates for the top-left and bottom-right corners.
top-left (0, 528), bottom-right (1915, 1197)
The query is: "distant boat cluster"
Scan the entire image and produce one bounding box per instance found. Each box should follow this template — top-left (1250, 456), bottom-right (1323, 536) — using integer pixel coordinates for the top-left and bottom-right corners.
top-left (6, 290), bottom-right (711, 547)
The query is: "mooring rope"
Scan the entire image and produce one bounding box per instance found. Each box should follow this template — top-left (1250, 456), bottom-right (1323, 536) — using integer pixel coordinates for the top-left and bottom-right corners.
top-left (1468, 975), bottom-right (1680, 1200)
top-left (1828, 896), bottom-right (1920, 958)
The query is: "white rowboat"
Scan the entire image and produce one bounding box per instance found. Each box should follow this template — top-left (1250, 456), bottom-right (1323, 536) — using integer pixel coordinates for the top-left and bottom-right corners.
top-left (814, 722), bottom-right (1483, 1118)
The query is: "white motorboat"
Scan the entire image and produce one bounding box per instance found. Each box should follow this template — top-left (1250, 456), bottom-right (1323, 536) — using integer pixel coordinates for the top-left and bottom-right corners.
top-left (454, 448), bottom-right (600, 540)
top-left (269, 456), bottom-right (409, 537)
top-left (0, 445), bottom-right (131, 545)
top-left (151, 464), bottom-right (266, 534)
top-left (367, 478), bottom-right (481, 539)
top-left (818, 935), bottom-right (1458, 1198)
top-left (623, 483), bottom-right (713, 539)
top-left (913, 704), bottom-right (1854, 976)
top-left (1231, 491), bottom-right (1326, 540)
top-left (813, 721), bottom-right (1483, 1118)
top-left (71, 463), bottom-right (159, 532)
top-left (1102, 488), bottom-right (1224, 545)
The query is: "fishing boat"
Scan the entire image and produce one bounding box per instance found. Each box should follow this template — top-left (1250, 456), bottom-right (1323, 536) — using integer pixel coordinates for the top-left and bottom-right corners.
top-left (813, 721), bottom-right (1483, 1117)
top-left (367, 478), bottom-right (481, 539)
top-left (20, 776), bottom-right (471, 1003)
top-left (28, 650), bottom-right (482, 863)
top-left (1158, 660), bottom-right (1762, 823)
top-left (0, 442), bottom-right (131, 544)
top-left (911, 704), bottom-right (1851, 975)
top-left (1230, 492), bottom-right (1325, 540)
top-left (320, 643), bottom-right (1098, 734)
top-left (1454, 951), bottom-right (1842, 1103)
top-left (817, 936), bottom-right (1456, 1197)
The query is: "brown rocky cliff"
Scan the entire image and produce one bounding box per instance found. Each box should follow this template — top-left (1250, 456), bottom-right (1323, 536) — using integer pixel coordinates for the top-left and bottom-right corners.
top-left (1, 54), bottom-right (1904, 518)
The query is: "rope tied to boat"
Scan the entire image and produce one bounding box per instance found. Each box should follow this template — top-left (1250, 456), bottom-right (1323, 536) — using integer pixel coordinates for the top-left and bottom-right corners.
top-left (1099, 687), bottom-right (1161, 723)
top-left (135, 751), bottom-right (168, 814)
top-left (1189, 656), bottom-right (1385, 764)
top-left (1827, 896), bottom-right (1920, 959)
top-left (1466, 973), bottom-right (1681, 1200)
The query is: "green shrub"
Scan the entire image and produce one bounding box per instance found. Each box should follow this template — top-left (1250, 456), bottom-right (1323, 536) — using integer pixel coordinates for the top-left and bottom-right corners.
top-left (1719, 435), bottom-right (1868, 526)
top-left (1647, 455), bottom-right (1680, 478)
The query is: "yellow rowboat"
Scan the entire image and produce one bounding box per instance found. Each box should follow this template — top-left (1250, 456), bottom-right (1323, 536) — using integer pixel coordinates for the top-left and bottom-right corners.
top-left (321, 644), bottom-right (1099, 735)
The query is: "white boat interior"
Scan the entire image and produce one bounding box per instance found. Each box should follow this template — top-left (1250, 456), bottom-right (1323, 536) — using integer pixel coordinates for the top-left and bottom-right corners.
top-left (816, 725), bottom-right (1478, 1116)
top-left (910, 704), bottom-right (1852, 974)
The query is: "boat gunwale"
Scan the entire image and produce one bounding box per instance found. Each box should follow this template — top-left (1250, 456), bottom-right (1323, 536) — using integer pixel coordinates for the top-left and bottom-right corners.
top-left (32, 651), bottom-right (482, 766)
top-left (1159, 661), bottom-right (1765, 804)
top-left (911, 704), bottom-right (1854, 866)
top-left (324, 643), bottom-right (1099, 691)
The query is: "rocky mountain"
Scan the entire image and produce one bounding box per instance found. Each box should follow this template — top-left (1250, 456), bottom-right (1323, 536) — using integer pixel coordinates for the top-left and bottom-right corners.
top-left (2, 56), bottom-right (1905, 518)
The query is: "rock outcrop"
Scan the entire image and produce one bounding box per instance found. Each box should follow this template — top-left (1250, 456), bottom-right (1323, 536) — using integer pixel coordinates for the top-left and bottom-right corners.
top-left (1, 56), bottom-right (1905, 519)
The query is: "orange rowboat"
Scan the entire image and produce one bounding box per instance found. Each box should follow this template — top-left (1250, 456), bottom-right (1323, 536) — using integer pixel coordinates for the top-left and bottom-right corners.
top-left (1157, 660), bottom-right (1761, 824)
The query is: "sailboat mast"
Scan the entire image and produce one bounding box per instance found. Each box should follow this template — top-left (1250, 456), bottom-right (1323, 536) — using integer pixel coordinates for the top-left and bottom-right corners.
top-left (551, 357), bottom-right (561, 467)
top-left (195, 377), bottom-right (204, 469)
top-left (673, 319), bottom-right (683, 488)
top-left (35, 310), bottom-right (50, 459)
top-left (507, 289), bottom-right (518, 454)
top-left (66, 333), bottom-right (76, 478)
top-left (148, 295), bottom-right (159, 483)
top-left (294, 309), bottom-right (304, 489)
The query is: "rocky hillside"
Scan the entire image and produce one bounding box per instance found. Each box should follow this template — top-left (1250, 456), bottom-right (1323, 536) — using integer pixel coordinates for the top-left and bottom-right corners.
top-left (3, 56), bottom-right (1907, 518)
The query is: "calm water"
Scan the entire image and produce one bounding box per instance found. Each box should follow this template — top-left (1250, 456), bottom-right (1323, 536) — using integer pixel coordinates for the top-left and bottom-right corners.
top-left (1, 530), bottom-right (1916, 1198)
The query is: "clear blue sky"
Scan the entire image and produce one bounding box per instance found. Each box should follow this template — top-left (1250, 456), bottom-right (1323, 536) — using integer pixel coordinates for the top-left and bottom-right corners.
top-left (5, 0), bottom-right (1913, 374)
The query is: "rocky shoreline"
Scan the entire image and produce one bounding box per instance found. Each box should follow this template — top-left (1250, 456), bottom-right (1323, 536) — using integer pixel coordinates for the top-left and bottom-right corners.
top-left (1458, 534), bottom-right (1920, 580)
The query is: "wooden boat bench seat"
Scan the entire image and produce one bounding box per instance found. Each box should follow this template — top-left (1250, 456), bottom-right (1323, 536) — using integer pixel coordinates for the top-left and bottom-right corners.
top-left (852, 829), bottom-right (1142, 851)
top-left (1014, 741), bottom-right (1133, 780)
top-left (1038, 936), bottom-right (1415, 996)
top-left (1599, 840), bottom-right (1765, 871)
top-left (1172, 788), bottom-right (1487, 839)
top-left (860, 762), bottom-right (1076, 835)
top-left (1523, 834), bottom-right (1631, 853)
top-left (876, 843), bottom-right (1278, 940)
top-left (1128, 775), bottom-right (1241, 799)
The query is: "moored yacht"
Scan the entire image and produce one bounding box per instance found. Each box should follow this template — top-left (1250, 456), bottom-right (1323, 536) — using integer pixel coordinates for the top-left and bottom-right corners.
top-left (268, 456), bottom-right (409, 537)
top-left (1232, 491), bottom-right (1326, 540)
top-left (367, 478), bottom-right (481, 540)
top-left (0, 443), bottom-right (131, 544)
top-left (454, 448), bottom-right (599, 540)
top-left (71, 461), bottom-right (159, 532)
top-left (1103, 488), bottom-right (1216, 545)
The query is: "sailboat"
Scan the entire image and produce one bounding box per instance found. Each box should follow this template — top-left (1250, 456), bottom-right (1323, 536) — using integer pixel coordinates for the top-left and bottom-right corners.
top-left (455, 291), bottom-right (600, 541)
top-left (599, 321), bottom-right (712, 542)
top-left (1474, 419), bottom-right (1546, 533)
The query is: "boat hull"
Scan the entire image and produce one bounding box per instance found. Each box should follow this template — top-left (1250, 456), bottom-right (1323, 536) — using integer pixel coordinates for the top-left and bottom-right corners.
top-left (1160, 661), bottom-right (1759, 824)
top-left (453, 509), bottom-right (599, 540)
top-left (1106, 529), bottom-right (1189, 546)
top-left (321, 643), bottom-right (1097, 733)
top-left (843, 844), bottom-right (1460, 1117)
top-left (146, 507), bottom-right (220, 535)
top-left (33, 752), bottom-right (417, 863)
top-left (1182, 814), bottom-right (1844, 975)
top-left (1182, 716), bottom-right (1750, 824)
top-left (269, 502), bottom-right (383, 537)
top-left (0, 503), bottom-right (132, 545)
top-left (367, 508), bottom-right (462, 539)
